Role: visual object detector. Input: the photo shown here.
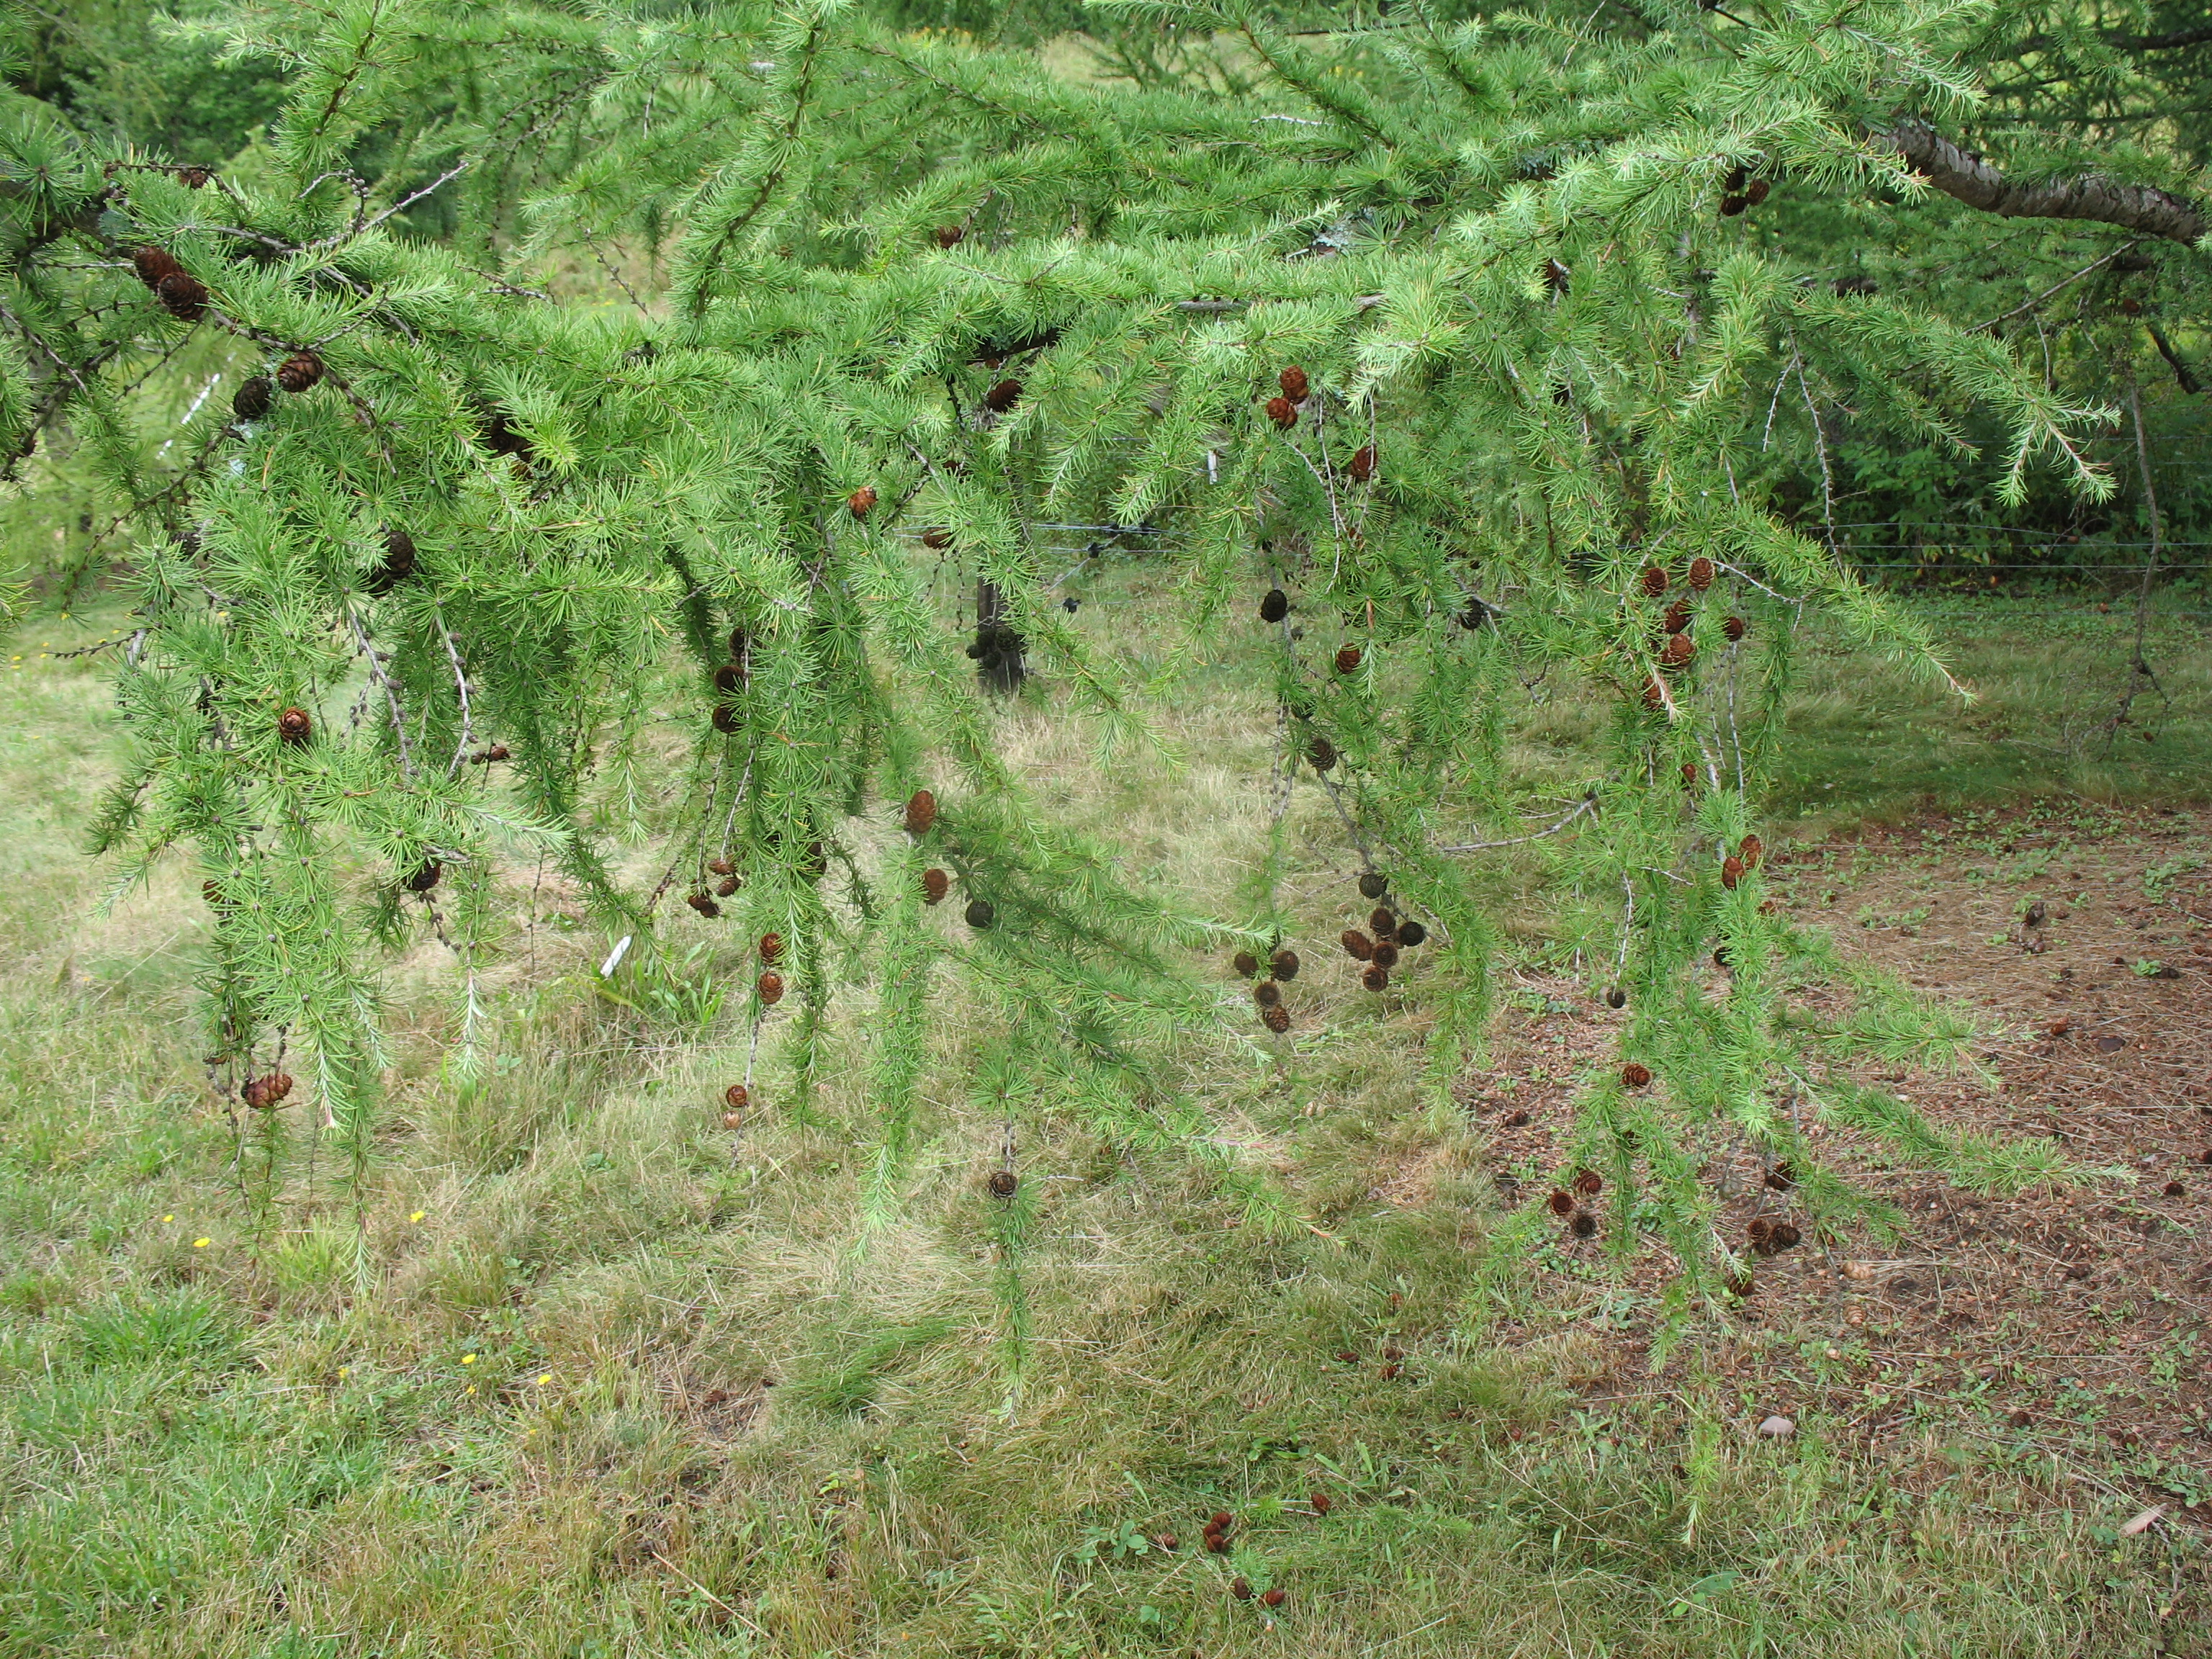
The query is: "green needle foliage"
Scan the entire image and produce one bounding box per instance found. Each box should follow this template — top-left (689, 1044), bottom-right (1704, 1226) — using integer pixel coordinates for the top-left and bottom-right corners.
top-left (0, 0), bottom-right (2197, 1317)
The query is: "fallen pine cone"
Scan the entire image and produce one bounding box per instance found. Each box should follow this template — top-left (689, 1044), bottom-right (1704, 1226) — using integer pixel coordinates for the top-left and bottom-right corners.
top-left (1570, 1210), bottom-right (1597, 1238)
top-left (1310, 1491), bottom-right (1331, 1514)
top-left (1370, 941), bottom-right (1399, 969)
top-left (1395, 920), bottom-right (1426, 948)
top-left (1341, 930), bottom-right (1374, 961)
top-left (1233, 950), bottom-right (1259, 977)
top-left (1548, 1189), bottom-right (1575, 1216)
top-left (1262, 1588), bottom-right (1286, 1609)
top-left (1270, 948), bottom-right (1299, 981)
top-left (1231, 1578), bottom-right (1253, 1601)
top-left (988, 1169), bottom-right (1018, 1198)
top-left (1262, 1004), bottom-right (1291, 1033)
top-left (1573, 1169), bottom-right (1601, 1196)
top-left (1622, 1062), bottom-right (1651, 1087)
top-left (1368, 906), bottom-right (1396, 937)
top-left (1254, 981), bottom-right (1282, 1009)
top-left (1362, 963), bottom-right (1389, 992)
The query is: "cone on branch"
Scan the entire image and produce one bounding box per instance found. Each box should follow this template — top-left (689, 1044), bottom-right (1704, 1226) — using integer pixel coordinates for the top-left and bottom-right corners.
top-left (1664, 600), bottom-right (1691, 635)
top-left (1265, 395), bottom-right (1296, 429)
top-left (716, 876), bottom-right (739, 897)
top-left (759, 932), bottom-right (783, 963)
top-left (965, 899), bottom-right (995, 929)
top-left (1280, 365), bottom-right (1310, 403)
top-left (724, 1083), bottom-right (749, 1111)
top-left (935, 225), bottom-right (964, 248)
top-left (1740, 834), bottom-right (1763, 868)
top-left (1641, 566), bottom-right (1668, 597)
top-left (847, 485), bottom-right (876, 518)
top-left (1367, 907), bottom-right (1396, 938)
top-left (242, 1071), bottom-right (294, 1109)
top-left (132, 246), bottom-right (183, 289)
top-left (1606, 986), bottom-right (1626, 1008)
top-left (1371, 940), bottom-right (1400, 969)
top-left (988, 1169), bottom-right (1018, 1198)
top-left (1270, 948), bottom-right (1299, 981)
top-left (276, 352), bottom-right (323, 393)
top-left (1233, 950), bottom-right (1259, 976)
top-left (904, 788), bottom-right (937, 835)
top-left (687, 892), bottom-right (721, 917)
top-left (1262, 1004), bottom-right (1291, 1033)
top-left (1334, 644), bottom-right (1362, 674)
top-left (1689, 556), bottom-right (1715, 591)
top-left (277, 706), bottom-right (313, 745)
top-left (982, 378), bottom-right (1022, 412)
top-left (712, 706), bottom-right (739, 734)
top-left (1723, 615), bottom-right (1747, 642)
top-left (1721, 855), bottom-right (1744, 889)
top-left (1254, 980), bottom-right (1281, 1009)
top-left (232, 376), bottom-right (273, 422)
top-left (922, 868), bottom-right (950, 904)
top-left (1395, 920), bottom-right (1425, 948)
top-left (757, 970), bottom-right (784, 1004)
top-left (1358, 872), bottom-right (1388, 900)
top-left (405, 860), bottom-right (441, 893)
top-left (156, 271), bottom-right (207, 320)
top-left (1661, 634), bottom-right (1695, 668)
top-left (1347, 444), bottom-right (1375, 482)
top-left (1259, 587), bottom-right (1289, 623)
top-left (1362, 963), bottom-right (1389, 992)
top-left (708, 857), bottom-right (734, 877)
top-left (1308, 734), bottom-right (1337, 771)
top-left (922, 526), bottom-right (953, 549)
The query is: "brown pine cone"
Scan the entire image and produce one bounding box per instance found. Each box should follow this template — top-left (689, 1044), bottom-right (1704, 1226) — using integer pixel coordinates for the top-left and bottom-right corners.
top-left (1370, 942), bottom-right (1399, 969)
top-left (686, 892), bottom-right (720, 917)
top-left (1721, 855), bottom-right (1744, 889)
top-left (1334, 644), bottom-right (1362, 674)
top-left (1280, 365), bottom-right (1310, 403)
top-left (922, 526), bottom-right (954, 550)
top-left (715, 877), bottom-right (739, 898)
top-left (1347, 444), bottom-right (1375, 482)
top-left (1548, 1190), bottom-right (1574, 1215)
top-left (1368, 907), bottom-right (1396, 938)
top-left (1341, 930), bottom-right (1374, 961)
top-left (1262, 1004), bottom-right (1291, 1033)
top-left (1362, 963), bottom-right (1388, 992)
top-left (1740, 834), bottom-right (1763, 868)
top-left (405, 861), bottom-right (441, 894)
top-left (232, 376), bottom-right (273, 421)
top-left (936, 225), bottom-right (964, 248)
top-left (1661, 633), bottom-right (1695, 668)
top-left (1573, 1169), bottom-right (1601, 1196)
top-left (988, 1169), bottom-right (1018, 1198)
top-left (1232, 950), bottom-right (1259, 977)
top-left (156, 271), bottom-right (208, 320)
top-left (1308, 735), bottom-right (1336, 771)
top-left (1622, 1062), bottom-right (1652, 1087)
top-left (1664, 600), bottom-right (1692, 635)
top-left (1688, 556), bottom-right (1714, 591)
top-left (1640, 566), bottom-right (1668, 597)
top-left (983, 378), bottom-right (1022, 413)
top-left (1265, 395), bottom-right (1295, 429)
top-left (132, 246), bottom-right (183, 289)
top-left (277, 706), bottom-right (313, 744)
top-left (1395, 920), bottom-right (1426, 948)
top-left (922, 868), bottom-right (950, 905)
top-left (1722, 615), bottom-right (1747, 642)
top-left (756, 971), bottom-right (784, 1005)
top-left (1254, 981), bottom-right (1282, 1008)
top-left (758, 932), bottom-right (783, 963)
top-left (848, 485), bottom-right (877, 519)
top-left (1270, 948), bottom-right (1299, 981)
top-left (276, 352), bottom-right (324, 393)
top-left (724, 1084), bottom-right (749, 1110)
top-left (904, 788), bottom-right (937, 836)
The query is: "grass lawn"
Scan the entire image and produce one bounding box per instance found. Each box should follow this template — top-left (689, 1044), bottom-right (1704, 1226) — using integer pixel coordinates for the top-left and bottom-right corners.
top-left (0, 582), bottom-right (2206, 1658)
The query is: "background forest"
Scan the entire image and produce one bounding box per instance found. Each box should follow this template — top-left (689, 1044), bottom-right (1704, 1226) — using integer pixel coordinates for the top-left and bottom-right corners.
top-left (0, 1), bottom-right (2208, 1655)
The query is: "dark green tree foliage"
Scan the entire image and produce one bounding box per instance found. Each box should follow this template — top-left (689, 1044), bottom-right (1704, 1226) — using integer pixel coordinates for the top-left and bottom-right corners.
top-left (0, 0), bottom-right (2198, 1313)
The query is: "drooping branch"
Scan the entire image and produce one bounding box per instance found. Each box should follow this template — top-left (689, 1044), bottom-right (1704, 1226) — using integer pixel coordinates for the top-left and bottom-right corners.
top-left (1878, 120), bottom-right (2207, 245)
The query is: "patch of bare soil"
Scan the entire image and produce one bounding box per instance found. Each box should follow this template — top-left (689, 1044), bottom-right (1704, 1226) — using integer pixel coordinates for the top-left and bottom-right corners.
top-left (1464, 802), bottom-right (2212, 1521)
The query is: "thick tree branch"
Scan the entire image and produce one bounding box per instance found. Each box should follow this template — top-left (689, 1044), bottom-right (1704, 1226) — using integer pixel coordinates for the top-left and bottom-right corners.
top-left (1879, 120), bottom-right (2206, 245)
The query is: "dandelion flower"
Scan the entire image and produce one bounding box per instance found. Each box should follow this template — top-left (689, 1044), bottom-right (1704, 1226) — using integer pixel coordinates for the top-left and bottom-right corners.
top-left (536, 1374), bottom-right (551, 1386)
top-left (410, 1210), bottom-right (426, 1223)
top-left (466, 1385), bottom-right (477, 1395)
